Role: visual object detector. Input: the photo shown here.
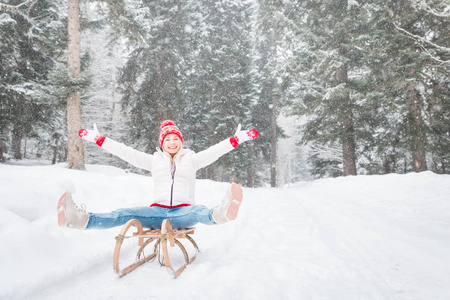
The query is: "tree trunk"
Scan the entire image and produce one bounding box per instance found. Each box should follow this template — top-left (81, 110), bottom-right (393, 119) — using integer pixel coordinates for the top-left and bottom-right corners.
top-left (406, 82), bottom-right (427, 172)
top-left (341, 109), bottom-right (357, 176)
top-left (270, 89), bottom-right (277, 187)
top-left (247, 143), bottom-right (255, 188)
top-left (156, 53), bottom-right (168, 120)
top-left (12, 124), bottom-right (22, 159)
top-left (67, 0), bottom-right (85, 170)
top-left (398, 0), bottom-right (427, 173)
top-left (336, 63), bottom-right (357, 176)
top-left (207, 164), bottom-right (215, 181)
top-left (0, 138), bottom-right (4, 162)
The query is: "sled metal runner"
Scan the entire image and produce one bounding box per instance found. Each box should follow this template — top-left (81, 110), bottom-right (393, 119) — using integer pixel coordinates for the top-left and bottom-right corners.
top-left (113, 219), bottom-right (199, 278)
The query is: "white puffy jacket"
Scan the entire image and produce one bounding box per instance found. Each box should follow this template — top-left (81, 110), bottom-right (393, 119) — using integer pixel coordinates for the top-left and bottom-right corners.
top-left (101, 137), bottom-right (234, 207)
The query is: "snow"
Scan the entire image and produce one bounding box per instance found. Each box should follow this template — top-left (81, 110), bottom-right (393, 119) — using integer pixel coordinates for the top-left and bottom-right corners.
top-left (1, 162), bottom-right (450, 300)
top-left (0, 12), bottom-right (16, 25)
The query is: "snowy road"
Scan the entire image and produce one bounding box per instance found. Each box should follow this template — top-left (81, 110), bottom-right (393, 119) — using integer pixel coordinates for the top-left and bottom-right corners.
top-left (1, 163), bottom-right (449, 299)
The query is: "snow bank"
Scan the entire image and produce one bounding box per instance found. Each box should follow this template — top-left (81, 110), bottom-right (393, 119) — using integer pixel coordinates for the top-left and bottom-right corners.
top-left (0, 163), bottom-right (449, 299)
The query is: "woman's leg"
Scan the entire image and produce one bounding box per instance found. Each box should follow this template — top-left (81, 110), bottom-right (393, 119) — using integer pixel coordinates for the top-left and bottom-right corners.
top-left (87, 205), bottom-right (217, 230)
top-left (86, 206), bottom-right (169, 229)
top-left (166, 205), bottom-right (216, 229)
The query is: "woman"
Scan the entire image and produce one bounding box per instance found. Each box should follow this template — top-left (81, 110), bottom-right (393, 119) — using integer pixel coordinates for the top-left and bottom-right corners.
top-left (57, 120), bottom-right (258, 230)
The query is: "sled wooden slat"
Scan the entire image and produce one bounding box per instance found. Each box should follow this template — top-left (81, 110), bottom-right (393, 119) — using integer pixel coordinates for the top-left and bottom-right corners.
top-left (119, 253), bottom-right (157, 277)
top-left (113, 219), bottom-right (199, 278)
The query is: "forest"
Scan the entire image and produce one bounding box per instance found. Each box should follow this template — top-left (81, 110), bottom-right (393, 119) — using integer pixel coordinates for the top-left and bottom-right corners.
top-left (1, 0), bottom-right (449, 187)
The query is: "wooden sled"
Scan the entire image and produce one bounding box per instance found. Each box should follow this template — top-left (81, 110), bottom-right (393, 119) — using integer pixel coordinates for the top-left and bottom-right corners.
top-left (113, 219), bottom-right (199, 278)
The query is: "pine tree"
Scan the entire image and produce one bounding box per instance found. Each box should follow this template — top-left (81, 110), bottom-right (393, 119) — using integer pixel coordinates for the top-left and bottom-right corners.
top-left (277, 0), bottom-right (371, 177)
top-left (117, 0), bottom-right (193, 151)
top-left (0, 1), bottom-right (66, 161)
top-left (79, 2), bottom-right (129, 167)
top-left (184, 0), bottom-right (257, 184)
top-left (252, 0), bottom-right (288, 186)
top-left (361, 0), bottom-right (449, 173)
top-left (396, 0), bottom-right (450, 173)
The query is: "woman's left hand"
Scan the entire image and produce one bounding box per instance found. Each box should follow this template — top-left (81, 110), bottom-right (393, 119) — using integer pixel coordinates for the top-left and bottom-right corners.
top-left (230, 124), bottom-right (259, 147)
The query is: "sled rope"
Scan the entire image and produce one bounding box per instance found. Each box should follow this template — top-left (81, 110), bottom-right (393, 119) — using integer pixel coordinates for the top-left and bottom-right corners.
top-left (157, 238), bottom-right (165, 266)
top-left (160, 233), bottom-right (168, 242)
top-left (116, 234), bottom-right (161, 242)
top-left (115, 234), bottom-right (124, 244)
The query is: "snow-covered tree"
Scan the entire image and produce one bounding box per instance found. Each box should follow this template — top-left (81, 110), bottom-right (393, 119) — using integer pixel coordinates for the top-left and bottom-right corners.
top-left (361, 0), bottom-right (449, 173)
top-left (273, 0), bottom-right (449, 176)
top-left (0, 0), bottom-right (66, 161)
top-left (79, 2), bottom-right (129, 167)
top-left (252, 0), bottom-right (289, 187)
top-left (276, 0), bottom-right (371, 176)
top-left (116, 0), bottom-right (194, 152)
top-left (183, 0), bottom-right (258, 184)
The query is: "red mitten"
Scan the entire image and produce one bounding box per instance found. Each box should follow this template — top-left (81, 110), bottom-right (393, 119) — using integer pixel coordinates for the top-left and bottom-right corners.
top-left (230, 124), bottom-right (259, 148)
top-left (78, 124), bottom-right (105, 147)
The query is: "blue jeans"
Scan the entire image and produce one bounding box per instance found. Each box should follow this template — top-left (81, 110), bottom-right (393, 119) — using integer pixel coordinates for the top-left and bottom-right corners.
top-left (86, 205), bottom-right (216, 230)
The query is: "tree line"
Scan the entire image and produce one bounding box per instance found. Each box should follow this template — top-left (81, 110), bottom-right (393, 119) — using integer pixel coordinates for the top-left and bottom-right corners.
top-left (0, 0), bottom-right (449, 187)
top-left (274, 0), bottom-right (449, 177)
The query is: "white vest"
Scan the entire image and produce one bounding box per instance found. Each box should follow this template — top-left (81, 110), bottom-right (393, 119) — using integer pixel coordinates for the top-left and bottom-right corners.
top-left (102, 138), bottom-right (234, 206)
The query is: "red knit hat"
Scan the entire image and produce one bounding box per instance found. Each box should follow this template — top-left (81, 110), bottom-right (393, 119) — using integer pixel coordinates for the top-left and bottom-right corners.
top-left (159, 120), bottom-right (183, 147)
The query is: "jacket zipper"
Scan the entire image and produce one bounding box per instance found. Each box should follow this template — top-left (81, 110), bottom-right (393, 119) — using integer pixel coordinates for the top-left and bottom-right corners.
top-left (170, 162), bottom-right (176, 207)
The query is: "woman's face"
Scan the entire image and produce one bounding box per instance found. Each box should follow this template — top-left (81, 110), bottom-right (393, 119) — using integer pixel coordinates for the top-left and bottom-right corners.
top-left (162, 134), bottom-right (182, 156)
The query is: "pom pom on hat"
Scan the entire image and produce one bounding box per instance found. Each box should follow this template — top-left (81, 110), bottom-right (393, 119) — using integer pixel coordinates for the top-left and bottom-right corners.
top-left (159, 120), bottom-right (183, 147)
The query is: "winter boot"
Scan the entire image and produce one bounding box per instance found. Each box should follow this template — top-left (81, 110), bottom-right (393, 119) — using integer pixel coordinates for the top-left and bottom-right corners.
top-left (212, 183), bottom-right (243, 224)
top-left (57, 191), bottom-right (89, 230)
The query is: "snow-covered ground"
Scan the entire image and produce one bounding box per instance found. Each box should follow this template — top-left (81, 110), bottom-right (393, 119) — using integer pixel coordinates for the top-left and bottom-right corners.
top-left (1, 162), bottom-right (449, 300)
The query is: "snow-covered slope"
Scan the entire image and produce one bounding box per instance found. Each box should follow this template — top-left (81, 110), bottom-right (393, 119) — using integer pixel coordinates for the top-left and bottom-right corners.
top-left (1, 163), bottom-right (449, 300)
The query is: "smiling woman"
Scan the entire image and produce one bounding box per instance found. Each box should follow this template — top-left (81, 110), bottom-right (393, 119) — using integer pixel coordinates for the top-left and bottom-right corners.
top-left (58, 119), bottom-right (258, 230)
top-left (160, 120), bottom-right (183, 157)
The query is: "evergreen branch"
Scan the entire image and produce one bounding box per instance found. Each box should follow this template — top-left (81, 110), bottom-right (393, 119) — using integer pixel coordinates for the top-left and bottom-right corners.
top-left (0, 0), bottom-right (56, 40)
top-left (49, 64), bottom-right (93, 100)
top-left (26, 0), bottom-right (40, 17)
top-left (101, 0), bottom-right (149, 47)
top-left (393, 22), bottom-right (449, 53)
top-left (392, 22), bottom-right (450, 65)
top-left (308, 143), bottom-right (343, 160)
top-left (416, 39), bottom-right (450, 66)
top-left (413, 0), bottom-right (450, 18)
top-left (0, 0), bottom-right (33, 12)
top-left (28, 12), bottom-right (55, 39)
top-left (423, 7), bottom-right (450, 17)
